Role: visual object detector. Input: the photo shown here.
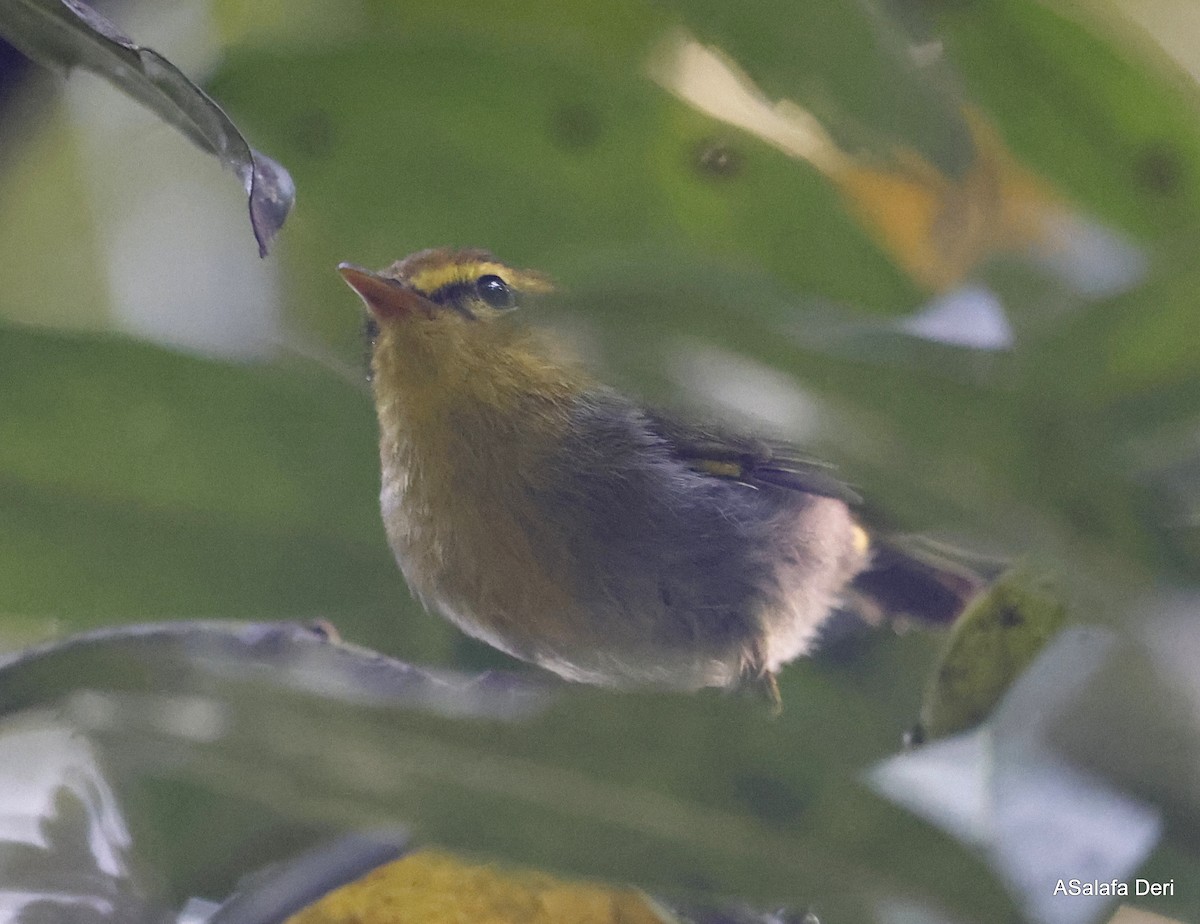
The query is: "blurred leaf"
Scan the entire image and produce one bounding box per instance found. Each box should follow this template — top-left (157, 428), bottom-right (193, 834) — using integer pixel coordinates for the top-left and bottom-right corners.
top-left (3, 3), bottom-right (1200, 923)
top-left (0, 620), bottom-right (546, 720)
top-left (211, 832), bottom-right (410, 924)
top-left (204, 0), bottom-right (927, 345)
top-left (872, 628), bottom-right (1163, 924)
top-left (1048, 600), bottom-right (1200, 837)
top-left (0, 321), bottom-right (450, 659)
top-left (283, 850), bottom-right (670, 924)
top-left (0, 718), bottom-right (150, 922)
top-left (0, 0), bottom-right (293, 255)
top-left (0, 617), bottom-right (1014, 922)
top-left (918, 566), bottom-right (1069, 740)
top-left (929, 0), bottom-right (1200, 244)
top-left (1108, 908), bottom-right (1191, 924)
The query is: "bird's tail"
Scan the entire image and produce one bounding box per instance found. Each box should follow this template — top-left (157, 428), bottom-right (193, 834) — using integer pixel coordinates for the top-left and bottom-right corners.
top-left (847, 533), bottom-right (999, 626)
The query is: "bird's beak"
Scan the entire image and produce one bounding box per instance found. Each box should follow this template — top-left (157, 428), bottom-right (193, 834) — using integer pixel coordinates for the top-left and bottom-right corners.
top-left (338, 263), bottom-right (429, 320)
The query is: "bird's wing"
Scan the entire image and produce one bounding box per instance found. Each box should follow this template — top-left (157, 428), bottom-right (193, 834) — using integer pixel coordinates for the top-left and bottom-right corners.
top-left (643, 409), bottom-right (860, 503)
top-left (644, 407), bottom-right (994, 625)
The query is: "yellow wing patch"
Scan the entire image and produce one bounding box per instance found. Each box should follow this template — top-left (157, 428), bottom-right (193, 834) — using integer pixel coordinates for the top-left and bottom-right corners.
top-left (696, 459), bottom-right (743, 479)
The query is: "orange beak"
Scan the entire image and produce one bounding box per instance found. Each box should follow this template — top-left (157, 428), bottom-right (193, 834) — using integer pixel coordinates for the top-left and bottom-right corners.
top-left (338, 263), bottom-right (430, 319)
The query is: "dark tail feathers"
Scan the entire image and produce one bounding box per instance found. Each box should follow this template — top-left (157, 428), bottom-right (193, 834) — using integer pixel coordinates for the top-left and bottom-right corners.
top-left (849, 534), bottom-right (999, 625)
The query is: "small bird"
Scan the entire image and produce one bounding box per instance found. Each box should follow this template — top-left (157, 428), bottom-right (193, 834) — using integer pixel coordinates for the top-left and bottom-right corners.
top-left (339, 248), bottom-right (972, 705)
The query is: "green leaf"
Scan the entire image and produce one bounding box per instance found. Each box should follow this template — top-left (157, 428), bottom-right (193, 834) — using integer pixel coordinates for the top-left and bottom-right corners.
top-left (0, 321), bottom-right (447, 659)
top-left (0, 619), bottom-right (1013, 922)
top-left (918, 567), bottom-right (1069, 740)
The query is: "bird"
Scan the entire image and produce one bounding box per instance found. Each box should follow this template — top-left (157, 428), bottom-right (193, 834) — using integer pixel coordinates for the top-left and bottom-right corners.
top-left (338, 248), bottom-right (977, 706)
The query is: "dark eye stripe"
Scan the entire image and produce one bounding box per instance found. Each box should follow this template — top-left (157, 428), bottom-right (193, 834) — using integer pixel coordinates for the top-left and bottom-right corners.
top-left (420, 280), bottom-right (477, 321)
top-left (426, 275), bottom-right (517, 318)
top-left (427, 281), bottom-right (475, 305)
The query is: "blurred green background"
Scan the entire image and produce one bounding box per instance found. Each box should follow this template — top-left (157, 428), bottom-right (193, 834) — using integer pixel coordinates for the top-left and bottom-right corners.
top-left (2, 1), bottom-right (1200, 922)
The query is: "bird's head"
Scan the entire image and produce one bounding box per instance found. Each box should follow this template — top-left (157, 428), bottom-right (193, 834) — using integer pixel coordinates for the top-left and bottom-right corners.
top-left (339, 247), bottom-right (555, 327)
top-left (339, 248), bottom-right (583, 415)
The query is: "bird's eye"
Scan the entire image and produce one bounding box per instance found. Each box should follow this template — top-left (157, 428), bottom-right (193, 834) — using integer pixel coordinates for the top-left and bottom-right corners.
top-left (476, 274), bottom-right (515, 309)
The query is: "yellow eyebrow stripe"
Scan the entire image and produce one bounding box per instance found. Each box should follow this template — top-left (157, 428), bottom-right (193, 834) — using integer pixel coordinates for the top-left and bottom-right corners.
top-left (408, 261), bottom-right (511, 296)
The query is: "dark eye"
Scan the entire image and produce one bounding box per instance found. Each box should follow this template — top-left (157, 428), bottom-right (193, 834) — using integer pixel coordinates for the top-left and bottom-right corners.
top-left (476, 274), bottom-right (515, 309)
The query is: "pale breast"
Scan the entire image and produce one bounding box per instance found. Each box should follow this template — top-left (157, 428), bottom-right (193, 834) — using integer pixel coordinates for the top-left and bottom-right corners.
top-left (378, 396), bottom-right (588, 667)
